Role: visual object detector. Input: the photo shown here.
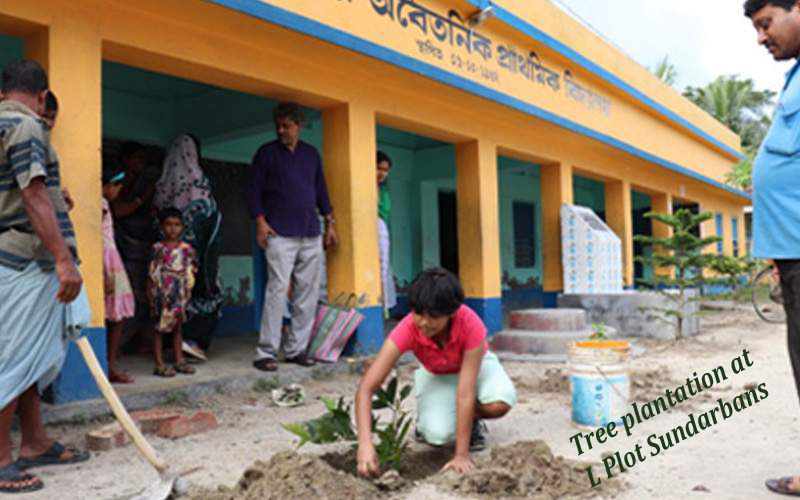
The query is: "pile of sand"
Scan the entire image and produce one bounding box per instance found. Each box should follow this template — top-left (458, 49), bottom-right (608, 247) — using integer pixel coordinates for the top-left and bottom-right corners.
top-left (434, 440), bottom-right (622, 499)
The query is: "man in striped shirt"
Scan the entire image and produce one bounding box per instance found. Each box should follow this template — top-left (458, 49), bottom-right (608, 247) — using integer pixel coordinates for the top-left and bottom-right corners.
top-left (0, 59), bottom-right (87, 494)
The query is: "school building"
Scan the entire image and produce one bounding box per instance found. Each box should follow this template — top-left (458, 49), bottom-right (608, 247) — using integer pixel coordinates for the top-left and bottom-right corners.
top-left (0, 0), bottom-right (749, 401)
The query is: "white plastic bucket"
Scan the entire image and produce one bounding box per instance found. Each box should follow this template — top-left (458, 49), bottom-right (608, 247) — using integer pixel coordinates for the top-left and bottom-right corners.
top-left (568, 340), bottom-right (630, 429)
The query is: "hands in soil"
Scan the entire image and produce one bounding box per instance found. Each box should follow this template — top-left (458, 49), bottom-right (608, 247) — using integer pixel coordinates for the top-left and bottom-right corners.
top-left (357, 442), bottom-right (380, 478)
top-left (441, 454), bottom-right (474, 474)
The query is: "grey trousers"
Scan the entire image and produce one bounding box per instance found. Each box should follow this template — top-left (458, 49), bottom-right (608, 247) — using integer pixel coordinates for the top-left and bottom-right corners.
top-left (256, 235), bottom-right (323, 361)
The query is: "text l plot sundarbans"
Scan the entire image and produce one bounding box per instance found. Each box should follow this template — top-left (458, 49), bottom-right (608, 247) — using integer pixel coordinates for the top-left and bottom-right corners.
top-left (567, 349), bottom-right (768, 488)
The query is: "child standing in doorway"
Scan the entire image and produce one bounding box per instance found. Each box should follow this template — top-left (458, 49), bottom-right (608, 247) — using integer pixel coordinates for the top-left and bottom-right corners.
top-left (355, 268), bottom-right (517, 477)
top-left (148, 208), bottom-right (197, 377)
top-left (102, 168), bottom-right (136, 383)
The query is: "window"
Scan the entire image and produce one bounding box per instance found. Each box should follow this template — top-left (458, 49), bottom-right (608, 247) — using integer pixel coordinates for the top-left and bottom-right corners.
top-left (513, 201), bottom-right (536, 268)
top-left (732, 217), bottom-right (739, 257)
top-left (715, 213), bottom-right (723, 255)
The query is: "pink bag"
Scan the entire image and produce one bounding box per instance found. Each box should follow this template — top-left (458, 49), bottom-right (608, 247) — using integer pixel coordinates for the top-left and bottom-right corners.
top-left (307, 294), bottom-right (364, 362)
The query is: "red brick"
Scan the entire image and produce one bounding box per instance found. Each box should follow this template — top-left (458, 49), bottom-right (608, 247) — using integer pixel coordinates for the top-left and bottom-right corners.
top-left (156, 411), bottom-right (218, 440)
top-left (86, 423), bottom-right (130, 451)
top-left (130, 409), bottom-right (181, 433)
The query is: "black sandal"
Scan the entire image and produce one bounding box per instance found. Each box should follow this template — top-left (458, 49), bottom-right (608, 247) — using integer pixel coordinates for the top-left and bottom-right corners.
top-left (766, 477), bottom-right (800, 496)
top-left (0, 463), bottom-right (43, 493)
top-left (253, 358), bottom-right (278, 372)
top-left (15, 442), bottom-right (89, 470)
top-left (153, 364), bottom-right (176, 377)
top-left (174, 362), bottom-right (196, 375)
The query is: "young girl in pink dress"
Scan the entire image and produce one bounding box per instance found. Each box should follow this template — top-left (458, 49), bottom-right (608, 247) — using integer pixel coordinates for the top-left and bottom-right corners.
top-left (102, 169), bottom-right (136, 383)
top-left (148, 208), bottom-right (197, 377)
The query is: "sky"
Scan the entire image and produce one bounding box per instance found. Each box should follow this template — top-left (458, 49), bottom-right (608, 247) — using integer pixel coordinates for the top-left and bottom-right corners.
top-left (552, 0), bottom-right (794, 95)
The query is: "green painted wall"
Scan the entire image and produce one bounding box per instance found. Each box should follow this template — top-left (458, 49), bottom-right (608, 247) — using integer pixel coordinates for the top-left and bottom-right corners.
top-left (573, 175), bottom-right (605, 216)
top-left (498, 157), bottom-right (542, 289)
top-left (0, 35), bottom-right (23, 68)
top-left (99, 62), bottom-right (550, 308)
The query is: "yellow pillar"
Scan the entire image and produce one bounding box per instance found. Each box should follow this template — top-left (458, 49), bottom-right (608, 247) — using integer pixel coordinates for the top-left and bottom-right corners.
top-left (605, 179), bottom-right (634, 286)
top-left (540, 161), bottom-right (573, 292)
top-left (650, 192), bottom-right (673, 278)
top-left (26, 13), bottom-right (103, 326)
top-left (455, 139), bottom-right (501, 331)
top-left (321, 103), bottom-right (382, 350)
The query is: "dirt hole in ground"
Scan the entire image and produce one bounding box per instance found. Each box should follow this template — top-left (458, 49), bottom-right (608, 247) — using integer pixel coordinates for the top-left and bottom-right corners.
top-left (320, 446), bottom-right (450, 482)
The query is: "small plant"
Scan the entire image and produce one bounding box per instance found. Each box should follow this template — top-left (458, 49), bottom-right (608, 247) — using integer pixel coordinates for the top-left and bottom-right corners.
top-left (708, 255), bottom-right (757, 294)
top-left (371, 376), bottom-right (413, 470)
top-left (634, 209), bottom-right (721, 339)
top-left (589, 322), bottom-right (608, 340)
top-left (253, 377), bottom-right (279, 393)
top-left (282, 376), bottom-right (413, 471)
top-left (283, 396), bottom-right (356, 447)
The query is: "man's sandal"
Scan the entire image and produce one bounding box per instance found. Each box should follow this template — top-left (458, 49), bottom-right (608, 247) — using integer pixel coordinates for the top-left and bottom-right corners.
top-left (174, 362), bottom-right (196, 374)
top-left (766, 477), bottom-right (800, 496)
top-left (0, 463), bottom-right (43, 493)
top-left (16, 442), bottom-right (89, 469)
top-left (153, 364), bottom-right (176, 377)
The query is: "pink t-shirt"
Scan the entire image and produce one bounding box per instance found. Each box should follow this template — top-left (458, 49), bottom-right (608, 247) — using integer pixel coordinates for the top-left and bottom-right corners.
top-left (388, 305), bottom-right (488, 375)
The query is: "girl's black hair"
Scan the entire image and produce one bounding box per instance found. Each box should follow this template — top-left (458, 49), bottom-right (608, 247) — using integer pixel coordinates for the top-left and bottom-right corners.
top-left (157, 207), bottom-right (183, 225)
top-left (407, 267), bottom-right (464, 317)
top-left (377, 150), bottom-right (392, 167)
top-left (45, 90), bottom-right (58, 113)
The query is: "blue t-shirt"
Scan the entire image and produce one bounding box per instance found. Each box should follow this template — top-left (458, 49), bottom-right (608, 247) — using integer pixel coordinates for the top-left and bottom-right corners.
top-left (752, 60), bottom-right (800, 258)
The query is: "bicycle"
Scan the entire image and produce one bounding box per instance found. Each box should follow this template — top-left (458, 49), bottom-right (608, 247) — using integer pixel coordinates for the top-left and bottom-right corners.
top-left (751, 263), bottom-right (787, 324)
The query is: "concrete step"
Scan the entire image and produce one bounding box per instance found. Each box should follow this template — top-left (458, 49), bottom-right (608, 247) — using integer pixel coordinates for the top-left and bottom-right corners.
top-left (490, 326), bottom-right (617, 356)
top-left (508, 308), bottom-right (588, 332)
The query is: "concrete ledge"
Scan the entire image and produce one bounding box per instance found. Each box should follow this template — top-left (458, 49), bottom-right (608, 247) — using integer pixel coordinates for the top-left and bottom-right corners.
top-left (40, 359), bottom-right (360, 425)
top-left (490, 328), bottom-right (616, 355)
top-left (558, 290), bottom-right (699, 338)
top-left (509, 308), bottom-right (587, 331)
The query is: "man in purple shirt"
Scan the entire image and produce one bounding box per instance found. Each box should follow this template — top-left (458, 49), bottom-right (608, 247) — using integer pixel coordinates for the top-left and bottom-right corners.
top-left (250, 102), bottom-right (337, 371)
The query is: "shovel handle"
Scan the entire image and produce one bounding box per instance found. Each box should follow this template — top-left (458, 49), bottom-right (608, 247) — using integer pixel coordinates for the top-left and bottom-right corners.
top-left (75, 336), bottom-right (168, 473)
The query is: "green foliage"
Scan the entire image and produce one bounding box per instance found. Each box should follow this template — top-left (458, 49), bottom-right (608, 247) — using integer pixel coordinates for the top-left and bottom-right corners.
top-left (282, 376), bottom-right (413, 471)
top-left (282, 396), bottom-right (356, 448)
top-left (708, 255), bottom-right (758, 292)
top-left (683, 75), bottom-right (775, 149)
top-left (634, 209), bottom-right (721, 339)
top-left (725, 146), bottom-right (756, 190)
top-left (683, 75), bottom-right (775, 189)
top-left (589, 322), bottom-right (608, 340)
top-left (371, 376), bottom-right (413, 470)
top-left (651, 55), bottom-right (678, 86)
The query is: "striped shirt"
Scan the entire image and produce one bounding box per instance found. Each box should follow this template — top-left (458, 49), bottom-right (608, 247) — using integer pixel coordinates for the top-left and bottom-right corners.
top-left (0, 100), bottom-right (77, 271)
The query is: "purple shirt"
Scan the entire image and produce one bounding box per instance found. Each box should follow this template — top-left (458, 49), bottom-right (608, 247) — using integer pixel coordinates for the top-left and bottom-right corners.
top-left (249, 140), bottom-right (332, 237)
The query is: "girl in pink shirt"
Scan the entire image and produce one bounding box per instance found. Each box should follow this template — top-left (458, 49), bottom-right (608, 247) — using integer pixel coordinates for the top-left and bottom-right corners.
top-left (355, 268), bottom-right (516, 477)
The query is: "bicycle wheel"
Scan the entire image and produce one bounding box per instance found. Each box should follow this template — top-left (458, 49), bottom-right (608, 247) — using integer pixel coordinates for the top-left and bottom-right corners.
top-left (752, 266), bottom-right (786, 324)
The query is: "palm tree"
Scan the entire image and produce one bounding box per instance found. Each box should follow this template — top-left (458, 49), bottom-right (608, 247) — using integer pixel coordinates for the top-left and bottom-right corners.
top-left (683, 75), bottom-right (775, 149)
top-left (651, 55), bottom-right (678, 86)
top-left (684, 76), bottom-right (776, 190)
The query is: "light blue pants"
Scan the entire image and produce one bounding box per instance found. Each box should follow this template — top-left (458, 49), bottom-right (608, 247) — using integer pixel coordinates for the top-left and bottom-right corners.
top-left (0, 263), bottom-right (67, 408)
top-left (415, 351), bottom-right (516, 445)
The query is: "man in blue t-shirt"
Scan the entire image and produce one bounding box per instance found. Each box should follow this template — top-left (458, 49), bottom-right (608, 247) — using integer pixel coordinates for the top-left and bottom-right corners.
top-left (746, 0), bottom-right (800, 495)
